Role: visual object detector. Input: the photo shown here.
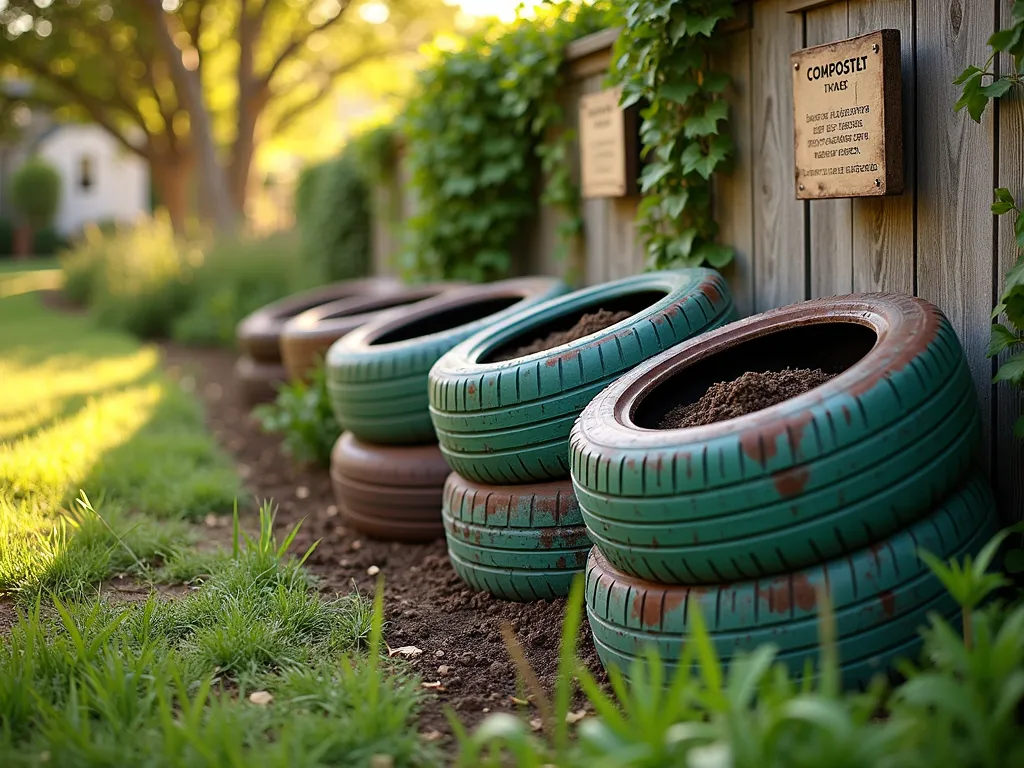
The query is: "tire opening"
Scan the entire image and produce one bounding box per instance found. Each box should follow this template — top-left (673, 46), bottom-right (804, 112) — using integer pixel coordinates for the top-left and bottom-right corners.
top-left (372, 296), bottom-right (522, 345)
top-left (482, 290), bottom-right (667, 363)
top-left (632, 321), bottom-right (877, 429)
top-left (320, 293), bottom-right (438, 322)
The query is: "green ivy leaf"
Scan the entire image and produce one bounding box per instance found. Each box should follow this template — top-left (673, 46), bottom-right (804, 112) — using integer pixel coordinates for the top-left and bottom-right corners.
top-left (996, 187), bottom-right (1016, 204)
top-left (664, 193), bottom-right (689, 219)
top-left (640, 162), bottom-right (674, 193)
top-left (993, 202), bottom-right (1016, 215)
top-left (660, 81), bottom-right (700, 104)
top-left (953, 65), bottom-right (984, 85)
top-left (988, 324), bottom-right (1022, 357)
top-left (994, 352), bottom-right (1024, 384)
top-left (702, 72), bottom-right (730, 93)
top-left (980, 78), bottom-right (1015, 99)
top-left (683, 99), bottom-right (729, 138)
top-left (698, 243), bottom-right (734, 268)
top-left (989, 24), bottom-right (1024, 53)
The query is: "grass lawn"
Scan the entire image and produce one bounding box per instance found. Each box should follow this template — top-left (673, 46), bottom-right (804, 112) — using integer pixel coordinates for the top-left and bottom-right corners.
top-left (0, 293), bottom-right (431, 766)
top-left (0, 258), bottom-right (62, 299)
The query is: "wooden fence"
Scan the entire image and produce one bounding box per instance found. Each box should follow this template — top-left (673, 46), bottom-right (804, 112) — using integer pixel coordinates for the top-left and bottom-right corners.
top-left (371, 0), bottom-right (1023, 520)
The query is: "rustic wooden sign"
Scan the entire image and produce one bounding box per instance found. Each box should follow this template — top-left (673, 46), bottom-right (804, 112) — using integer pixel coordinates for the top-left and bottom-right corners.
top-left (579, 87), bottom-right (638, 199)
top-left (791, 29), bottom-right (903, 199)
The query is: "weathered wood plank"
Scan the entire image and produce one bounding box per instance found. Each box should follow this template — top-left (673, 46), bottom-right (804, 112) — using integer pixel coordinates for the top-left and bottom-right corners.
top-left (805, 3), bottom-right (854, 298)
top-left (713, 28), bottom-right (755, 318)
top-left (752, 0), bottom-right (806, 311)
top-left (849, 0), bottom-right (915, 295)
top-left (996, 0), bottom-right (1024, 521)
top-left (915, 0), bottom-right (996, 473)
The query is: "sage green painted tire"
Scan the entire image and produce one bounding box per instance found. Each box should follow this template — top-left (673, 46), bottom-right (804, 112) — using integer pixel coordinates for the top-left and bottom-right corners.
top-left (429, 269), bottom-right (736, 484)
top-left (325, 278), bottom-right (567, 444)
top-left (585, 473), bottom-right (998, 687)
top-left (443, 473), bottom-right (591, 601)
top-left (571, 294), bottom-right (981, 583)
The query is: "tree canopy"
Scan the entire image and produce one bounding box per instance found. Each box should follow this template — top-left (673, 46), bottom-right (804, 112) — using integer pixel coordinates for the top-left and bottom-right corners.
top-left (0, 0), bottom-right (454, 231)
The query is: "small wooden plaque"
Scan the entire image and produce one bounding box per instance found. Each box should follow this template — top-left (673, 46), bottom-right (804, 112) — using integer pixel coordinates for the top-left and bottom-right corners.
top-left (791, 29), bottom-right (903, 199)
top-left (579, 87), bottom-right (638, 199)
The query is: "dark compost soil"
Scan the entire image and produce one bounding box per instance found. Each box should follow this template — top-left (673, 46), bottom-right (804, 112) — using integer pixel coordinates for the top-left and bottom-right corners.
top-left (159, 343), bottom-right (606, 748)
top-left (496, 309), bottom-right (632, 361)
top-left (659, 367), bottom-right (834, 429)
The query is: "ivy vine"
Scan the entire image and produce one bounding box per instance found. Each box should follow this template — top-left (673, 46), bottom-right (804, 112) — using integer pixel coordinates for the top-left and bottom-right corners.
top-left (401, 1), bottom-right (612, 282)
top-left (956, 2), bottom-right (1024, 436)
top-left (612, 0), bottom-right (736, 270)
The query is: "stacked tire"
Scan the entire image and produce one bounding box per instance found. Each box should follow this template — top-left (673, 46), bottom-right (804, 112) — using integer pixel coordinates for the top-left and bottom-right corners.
top-left (429, 270), bottom-right (737, 600)
top-left (570, 293), bottom-right (1000, 686)
top-left (235, 278), bottom-right (399, 405)
top-left (325, 278), bottom-right (568, 541)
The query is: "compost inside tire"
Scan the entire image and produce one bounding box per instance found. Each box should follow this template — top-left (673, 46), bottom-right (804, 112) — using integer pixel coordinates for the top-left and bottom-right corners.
top-left (372, 296), bottom-right (522, 344)
top-left (633, 321), bottom-right (876, 429)
top-left (658, 367), bottom-right (834, 429)
top-left (493, 309), bottom-right (633, 361)
top-left (484, 290), bottom-right (665, 363)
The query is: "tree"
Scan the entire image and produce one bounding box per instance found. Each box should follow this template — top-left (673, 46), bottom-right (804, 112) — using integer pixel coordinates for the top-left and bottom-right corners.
top-left (0, 0), bottom-right (451, 232)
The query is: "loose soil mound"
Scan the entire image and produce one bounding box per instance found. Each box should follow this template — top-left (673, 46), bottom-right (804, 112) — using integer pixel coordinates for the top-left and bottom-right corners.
top-left (161, 343), bottom-right (606, 750)
top-left (659, 367), bottom-right (834, 429)
top-left (497, 309), bottom-right (632, 361)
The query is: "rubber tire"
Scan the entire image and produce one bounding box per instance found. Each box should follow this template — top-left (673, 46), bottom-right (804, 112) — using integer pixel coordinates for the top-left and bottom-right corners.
top-left (330, 432), bottom-right (450, 542)
top-left (428, 269), bottom-right (736, 484)
top-left (235, 355), bottom-right (287, 406)
top-left (443, 473), bottom-right (591, 601)
top-left (280, 283), bottom-right (457, 382)
top-left (570, 293), bottom-right (981, 584)
top-left (325, 277), bottom-right (567, 445)
top-left (237, 278), bottom-right (400, 364)
top-left (585, 473), bottom-right (998, 688)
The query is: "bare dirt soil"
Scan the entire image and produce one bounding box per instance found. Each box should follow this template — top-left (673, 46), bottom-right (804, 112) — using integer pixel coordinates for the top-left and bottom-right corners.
top-left (659, 367), bottom-right (834, 429)
top-left (495, 309), bottom-right (632, 361)
top-left (160, 343), bottom-right (606, 746)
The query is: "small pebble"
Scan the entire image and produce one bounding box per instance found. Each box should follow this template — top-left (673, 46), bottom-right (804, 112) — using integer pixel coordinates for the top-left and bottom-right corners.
top-left (296, 486), bottom-right (310, 499)
top-left (435, 650), bottom-right (445, 658)
top-left (325, 505), bottom-right (339, 517)
top-left (367, 565), bottom-right (380, 576)
top-left (438, 665), bottom-right (451, 675)
top-left (351, 540), bottom-right (363, 550)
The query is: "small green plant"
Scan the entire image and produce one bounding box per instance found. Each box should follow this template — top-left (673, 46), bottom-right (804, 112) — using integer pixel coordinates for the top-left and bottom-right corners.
top-left (10, 157), bottom-right (61, 230)
top-left (254, 362), bottom-right (341, 468)
top-left (612, 0), bottom-right (736, 270)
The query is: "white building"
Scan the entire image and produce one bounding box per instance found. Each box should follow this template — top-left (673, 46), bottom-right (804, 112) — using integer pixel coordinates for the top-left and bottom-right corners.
top-left (0, 113), bottom-right (150, 237)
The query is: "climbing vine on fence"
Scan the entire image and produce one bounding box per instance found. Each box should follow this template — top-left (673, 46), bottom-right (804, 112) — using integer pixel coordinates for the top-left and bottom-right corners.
top-left (612, 0), bottom-right (736, 270)
top-left (956, 1), bottom-right (1024, 436)
top-left (401, 1), bottom-right (612, 282)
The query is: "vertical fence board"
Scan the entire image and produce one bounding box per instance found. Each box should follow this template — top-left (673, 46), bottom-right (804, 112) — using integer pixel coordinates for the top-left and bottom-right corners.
top-left (806, 3), bottom-right (854, 298)
top-left (915, 0), bottom-right (996, 472)
top-left (997, 0), bottom-right (1024, 521)
top-left (752, 0), bottom-right (806, 311)
top-left (713, 28), bottom-right (755, 317)
top-left (849, 0), bottom-right (915, 295)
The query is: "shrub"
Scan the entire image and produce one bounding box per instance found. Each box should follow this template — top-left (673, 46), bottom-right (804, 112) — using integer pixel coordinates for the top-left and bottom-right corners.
top-left (172, 231), bottom-right (315, 347)
top-left (294, 160), bottom-right (329, 228)
top-left (87, 215), bottom-right (194, 339)
top-left (59, 222), bottom-right (110, 305)
top-left (31, 225), bottom-right (67, 256)
top-left (298, 150), bottom-right (371, 282)
top-left (10, 157), bottom-right (61, 228)
top-left (0, 218), bottom-right (13, 256)
top-left (253, 361), bottom-right (340, 467)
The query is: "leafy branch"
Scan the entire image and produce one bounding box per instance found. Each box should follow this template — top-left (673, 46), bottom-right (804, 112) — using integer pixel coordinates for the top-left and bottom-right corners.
top-left (611, 0), bottom-right (736, 270)
top-left (954, 1), bottom-right (1024, 122)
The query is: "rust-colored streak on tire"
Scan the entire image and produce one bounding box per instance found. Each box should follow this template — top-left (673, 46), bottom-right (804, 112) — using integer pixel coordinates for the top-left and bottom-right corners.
top-left (236, 277), bottom-right (401, 365)
top-left (329, 432), bottom-right (451, 542)
top-left (280, 284), bottom-right (457, 382)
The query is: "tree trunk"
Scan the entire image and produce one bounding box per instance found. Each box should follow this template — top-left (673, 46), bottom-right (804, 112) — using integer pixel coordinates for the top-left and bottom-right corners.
top-left (229, 100), bottom-right (261, 215)
top-left (151, 157), bottom-right (192, 234)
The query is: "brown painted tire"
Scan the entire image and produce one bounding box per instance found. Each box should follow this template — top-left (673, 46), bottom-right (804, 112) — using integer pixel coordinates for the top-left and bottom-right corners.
top-left (235, 355), bottom-right (287, 406)
top-left (280, 284), bottom-right (459, 382)
top-left (571, 293), bottom-right (981, 583)
top-left (329, 432), bottom-right (450, 542)
top-left (236, 278), bottom-right (400, 364)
